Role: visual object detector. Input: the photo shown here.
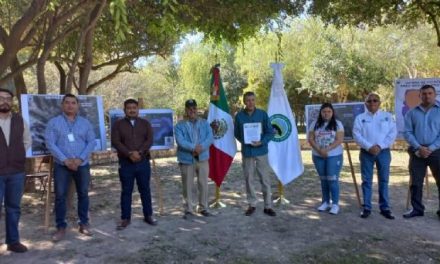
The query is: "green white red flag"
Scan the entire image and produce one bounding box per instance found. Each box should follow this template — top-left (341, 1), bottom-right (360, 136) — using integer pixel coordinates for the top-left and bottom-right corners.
top-left (207, 64), bottom-right (237, 187)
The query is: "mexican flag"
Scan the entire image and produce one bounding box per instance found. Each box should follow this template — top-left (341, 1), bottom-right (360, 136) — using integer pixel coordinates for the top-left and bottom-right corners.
top-left (268, 63), bottom-right (304, 185)
top-left (207, 64), bottom-right (237, 187)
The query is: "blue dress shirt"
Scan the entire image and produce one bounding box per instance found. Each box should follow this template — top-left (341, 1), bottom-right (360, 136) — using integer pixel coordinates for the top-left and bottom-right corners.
top-left (45, 113), bottom-right (96, 165)
top-left (404, 102), bottom-right (440, 151)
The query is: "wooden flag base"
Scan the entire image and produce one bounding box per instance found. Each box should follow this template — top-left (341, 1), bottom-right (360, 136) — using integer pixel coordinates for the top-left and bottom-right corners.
top-left (273, 181), bottom-right (290, 206)
top-left (209, 186), bottom-right (226, 208)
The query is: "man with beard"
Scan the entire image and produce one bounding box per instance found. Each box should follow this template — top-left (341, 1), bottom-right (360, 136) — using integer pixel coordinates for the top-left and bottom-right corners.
top-left (0, 88), bottom-right (32, 253)
top-left (112, 99), bottom-right (157, 230)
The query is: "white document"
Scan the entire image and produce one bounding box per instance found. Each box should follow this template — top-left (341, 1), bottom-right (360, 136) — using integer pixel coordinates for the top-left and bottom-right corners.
top-left (243, 122), bottom-right (262, 144)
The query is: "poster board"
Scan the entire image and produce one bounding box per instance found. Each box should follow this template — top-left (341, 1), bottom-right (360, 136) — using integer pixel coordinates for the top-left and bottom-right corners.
top-left (21, 94), bottom-right (106, 157)
top-left (305, 102), bottom-right (365, 141)
top-left (109, 109), bottom-right (174, 150)
top-left (394, 78), bottom-right (440, 138)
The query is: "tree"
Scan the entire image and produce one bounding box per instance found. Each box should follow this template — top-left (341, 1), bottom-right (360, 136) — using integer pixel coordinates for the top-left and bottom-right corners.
top-left (309, 0), bottom-right (440, 47)
top-left (1, 0), bottom-right (307, 96)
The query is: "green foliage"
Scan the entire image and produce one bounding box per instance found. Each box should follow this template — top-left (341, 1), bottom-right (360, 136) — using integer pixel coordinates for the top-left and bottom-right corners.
top-left (109, 0), bottom-right (130, 42)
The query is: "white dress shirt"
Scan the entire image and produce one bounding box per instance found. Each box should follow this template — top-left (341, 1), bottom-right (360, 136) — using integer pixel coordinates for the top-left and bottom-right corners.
top-left (353, 110), bottom-right (397, 151)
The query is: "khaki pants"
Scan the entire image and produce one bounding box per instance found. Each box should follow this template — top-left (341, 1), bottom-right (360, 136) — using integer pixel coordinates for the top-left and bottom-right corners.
top-left (242, 154), bottom-right (273, 208)
top-left (179, 160), bottom-right (209, 213)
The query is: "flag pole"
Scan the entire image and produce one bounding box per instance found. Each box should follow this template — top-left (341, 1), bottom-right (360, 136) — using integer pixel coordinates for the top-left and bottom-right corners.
top-left (210, 186), bottom-right (226, 208)
top-left (273, 180), bottom-right (290, 206)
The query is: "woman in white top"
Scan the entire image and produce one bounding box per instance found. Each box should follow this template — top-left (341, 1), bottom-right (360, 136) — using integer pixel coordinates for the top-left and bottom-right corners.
top-left (308, 103), bottom-right (344, 215)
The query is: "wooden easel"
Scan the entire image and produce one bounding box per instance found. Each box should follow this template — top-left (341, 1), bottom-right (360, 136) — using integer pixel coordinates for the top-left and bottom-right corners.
top-left (150, 151), bottom-right (164, 215)
top-left (344, 142), bottom-right (362, 208)
top-left (42, 155), bottom-right (54, 231)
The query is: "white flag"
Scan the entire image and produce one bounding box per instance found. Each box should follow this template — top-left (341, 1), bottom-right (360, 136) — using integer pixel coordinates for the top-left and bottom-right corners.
top-left (268, 63), bottom-right (304, 185)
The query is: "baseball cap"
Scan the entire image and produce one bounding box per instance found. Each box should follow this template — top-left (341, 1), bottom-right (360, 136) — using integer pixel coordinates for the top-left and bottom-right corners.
top-left (185, 99), bottom-right (197, 108)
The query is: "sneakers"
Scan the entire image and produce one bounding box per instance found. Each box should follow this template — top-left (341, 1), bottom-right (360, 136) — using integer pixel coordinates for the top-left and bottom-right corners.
top-left (7, 242), bottom-right (28, 253)
top-left (52, 228), bottom-right (66, 242)
top-left (317, 202), bottom-right (331, 212)
top-left (329, 204), bottom-right (340, 215)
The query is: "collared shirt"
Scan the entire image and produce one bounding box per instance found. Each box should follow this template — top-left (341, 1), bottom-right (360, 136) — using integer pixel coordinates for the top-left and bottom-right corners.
top-left (45, 113), bottom-right (96, 165)
top-left (404, 102), bottom-right (440, 151)
top-left (0, 112), bottom-right (32, 149)
top-left (175, 117), bottom-right (213, 164)
top-left (234, 108), bottom-right (274, 157)
top-left (353, 110), bottom-right (397, 151)
top-left (309, 119), bottom-right (344, 157)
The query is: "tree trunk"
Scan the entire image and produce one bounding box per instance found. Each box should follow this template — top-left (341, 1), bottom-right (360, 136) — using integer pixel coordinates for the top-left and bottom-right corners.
top-left (54, 61), bottom-right (67, 94)
top-left (79, 26), bottom-right (95, 95)
top-left (66, 1), bottom-right (107, 94)
top-left (0, 0), bottom-right (46, 75)
top-left (11, 57), bottom-right (27, 109)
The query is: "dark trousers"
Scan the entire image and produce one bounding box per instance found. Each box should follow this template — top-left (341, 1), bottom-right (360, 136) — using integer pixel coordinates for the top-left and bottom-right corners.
top-left (119, 158), bottom-right (153, 220)
top-left (408, 149), bottom-right (440, 212)
top-left (0, 172), bottom-right (25, 244)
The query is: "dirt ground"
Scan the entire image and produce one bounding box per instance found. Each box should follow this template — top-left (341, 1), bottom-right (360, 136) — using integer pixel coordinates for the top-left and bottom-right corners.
top-left (1, 150), bottom-right (440, 264)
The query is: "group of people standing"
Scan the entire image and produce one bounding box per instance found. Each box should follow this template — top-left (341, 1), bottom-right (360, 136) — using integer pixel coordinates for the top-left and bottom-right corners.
top-left (0, 84), bottom-right (439, 254)
top-left (308, 85), bottom-right (440, 222)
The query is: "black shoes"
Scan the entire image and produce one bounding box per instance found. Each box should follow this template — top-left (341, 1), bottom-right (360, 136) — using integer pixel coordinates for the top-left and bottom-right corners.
top-left (360, 209), bottom-right (371, 218)
top-left (380, 210), bottom-right (395, 220)
top-left (245, 206), bottom-right (256, 216)
top-left (116, 219), bottom-right (130, 230)
top-left (199, 210), bottom-right (213, 217)
top-left (263, 208), bottom-right (276, 217)
top-left (403, 209), bottom-right (424, 219)
top-left (360, 209), bottom-right (395, 219)
top-left (437, 210), bottom-right (440, 219)
top-left (144, 216), bottom-right (158, 226)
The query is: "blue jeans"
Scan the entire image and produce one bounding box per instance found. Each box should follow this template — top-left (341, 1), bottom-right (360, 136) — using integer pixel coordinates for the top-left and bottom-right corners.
top-left (0, 172), bottom-right (25, 244)
top-left (312, 155), bottom-right (343, 205)
top-left (54, 163), bottom-right (90, 229)
top-left (118, 158), bottom-right (153, 220)
top-left (360, 149), bottom-right (391, 211)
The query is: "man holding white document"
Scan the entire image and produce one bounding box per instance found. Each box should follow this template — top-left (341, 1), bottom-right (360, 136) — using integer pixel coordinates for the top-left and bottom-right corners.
top-left (234, 91), bottom-right (276, 216)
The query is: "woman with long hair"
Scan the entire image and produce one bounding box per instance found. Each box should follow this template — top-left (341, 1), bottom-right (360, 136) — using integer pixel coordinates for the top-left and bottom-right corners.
top-left (308, 103), bottom-right (344, 214)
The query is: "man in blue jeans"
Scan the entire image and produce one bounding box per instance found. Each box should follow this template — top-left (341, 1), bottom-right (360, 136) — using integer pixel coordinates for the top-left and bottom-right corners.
top-left (45, 94), bottom-right (96, 241)
top-left (0, 88), bottom-right (32, 253)
top-left (111, 99), bottom-right (157, 229)
top-left (353, 93), bottom-right (397, 219)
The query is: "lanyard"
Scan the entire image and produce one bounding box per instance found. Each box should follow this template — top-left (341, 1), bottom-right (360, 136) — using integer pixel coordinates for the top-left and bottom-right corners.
top-left (63, 114), bottom-right (77, 133)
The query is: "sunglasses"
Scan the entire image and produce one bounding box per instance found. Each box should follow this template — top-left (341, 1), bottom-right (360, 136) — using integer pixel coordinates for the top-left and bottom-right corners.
top-left (366, 99), bottom-right (379, 103)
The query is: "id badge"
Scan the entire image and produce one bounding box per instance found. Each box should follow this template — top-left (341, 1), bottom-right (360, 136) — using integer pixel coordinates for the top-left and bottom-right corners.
top-left (67, 133), bottom-right (75, 142)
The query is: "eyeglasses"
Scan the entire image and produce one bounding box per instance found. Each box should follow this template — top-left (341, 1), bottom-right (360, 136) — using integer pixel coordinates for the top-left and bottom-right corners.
top-left (0, 96), bottom-right (12, 103)
top-left (366, 99), bottom-right (379, 103)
